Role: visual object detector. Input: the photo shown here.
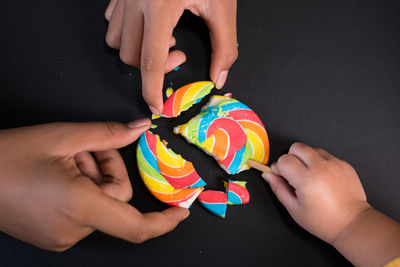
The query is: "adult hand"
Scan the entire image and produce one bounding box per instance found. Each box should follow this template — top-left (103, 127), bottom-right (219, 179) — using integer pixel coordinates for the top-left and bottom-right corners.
top-left (262, 142), bottom-right (370, 244)
top-left (105, 0), bottom-right (238, 114)
top-left (0, 119), bottom-right (189, 251)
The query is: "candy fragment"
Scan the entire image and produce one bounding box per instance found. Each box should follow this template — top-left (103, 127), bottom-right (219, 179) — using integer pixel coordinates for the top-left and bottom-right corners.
top-left (136, 131), bottom-right (204, 208)
top-left (166, 87), bottom-right (174, 97)
top-left (155, 134), bottom-right (206, 189)
top-left (197, 190), bottom-right (227, 218)
top-left (161, 81), bottom-right (214, 118)
top-left (223, 180), bottom-right (250, 205)
top-left (174, 94), bottom-right (270, 174)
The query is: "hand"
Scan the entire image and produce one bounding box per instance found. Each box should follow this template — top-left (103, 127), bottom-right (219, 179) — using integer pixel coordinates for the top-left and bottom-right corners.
top-left (0, 119), bottom-right (189, 251)
top-left (262, 142), bottom-right (370, 244)
top-left (105, 0), bottom-right (238, 114)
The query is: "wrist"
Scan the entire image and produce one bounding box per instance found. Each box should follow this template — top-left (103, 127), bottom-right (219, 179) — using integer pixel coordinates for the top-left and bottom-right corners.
top-left (331, 201), bottom-right (373, 247)
top-left (330, 204), bottom-right (400, 267)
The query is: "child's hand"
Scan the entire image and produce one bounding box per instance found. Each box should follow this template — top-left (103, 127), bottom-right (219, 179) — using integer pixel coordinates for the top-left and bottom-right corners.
top-left (263, 142), bottom-right (400, 266)
top-left (0, 119), bottom-right (189, 251)
top-left (262, 142), bottom-right (371, 244)
top-left (104, 0), bottom-right (238, 114)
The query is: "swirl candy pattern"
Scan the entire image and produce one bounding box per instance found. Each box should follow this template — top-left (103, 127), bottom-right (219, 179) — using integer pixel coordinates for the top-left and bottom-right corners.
top-left (174, 94), bottom-right (270, 174)
top-left (137, 131), bottom-right (204, 208)
top-left (160, 81), bottom-right (215, 118)
top-left (155, 135), bottom-right (206, 189)
top-left (224, 180), bottom-right (250, 205)
top-left (198, 190), bottom-right (228, 218)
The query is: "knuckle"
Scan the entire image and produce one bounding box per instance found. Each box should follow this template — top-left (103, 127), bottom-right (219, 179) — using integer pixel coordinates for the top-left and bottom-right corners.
top-left (314, 159), bottom-right (329, 171)
top-left (130, 227), bottom-right (148, 244)
top-left (140, 54), bottom-right (161, 72)
top-left (277, 154), bottom-right (292, 167)
top-left (103, 121), bottom-right (123, 139)
top-left (121, 185), bottom-right (133, 202)
top-left (289, 142), bottom-right (306, 153)
top-left (49, 234), bottom-right (75, 252)
top-left (337, 158), bottom-right (353, 169)
top-left (120, 51), bottom-right (140, 67)
top-left (314, 147), bottom-right (324, 152)
top-left (214, 47), bottom-right (238, 69)
top-left (135, 232), bottom-right (147, 244)
top-left (127, 214), bottom-right (148, 243)
top-left (105, 32), bottom-right (119, 49)
top-left (104, 11), bottom-right (111, 21)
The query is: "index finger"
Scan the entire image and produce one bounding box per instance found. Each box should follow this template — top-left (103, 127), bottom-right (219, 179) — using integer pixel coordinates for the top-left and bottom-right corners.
top-left (141, 10), bottom-right (177, 115)
top-left (85, 191), bottom-right (189, 243)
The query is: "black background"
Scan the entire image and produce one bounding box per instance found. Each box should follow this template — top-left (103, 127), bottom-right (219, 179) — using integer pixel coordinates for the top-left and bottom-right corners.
top-left (1, 0), bottom-right (399, 266)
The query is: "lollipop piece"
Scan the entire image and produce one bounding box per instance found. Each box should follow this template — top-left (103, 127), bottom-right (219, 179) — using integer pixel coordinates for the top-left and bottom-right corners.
top-left (198, 190), bottom-right (227, 218)
top-left (223, 180), bottom-right (250, 205)
top-left (201, 117), bottom-right (247, 167)
top-left (155, 134), bottom-right (206, 189)
top-left (136, 132), bottom-right (204, 208)
top-left (174, 94), bottom-right (270, 174)
top-left (161, 81), bottom-right (214, 118)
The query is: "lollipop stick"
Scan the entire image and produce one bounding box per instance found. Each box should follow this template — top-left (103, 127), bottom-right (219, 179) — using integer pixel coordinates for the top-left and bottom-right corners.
top-left (247, 159), bottom-right (273, 174)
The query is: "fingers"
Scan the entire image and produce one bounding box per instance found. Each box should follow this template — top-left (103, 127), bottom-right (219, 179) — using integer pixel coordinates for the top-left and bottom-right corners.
top-left (273, 154), bottom-right (307, 188)
top-left (75, 149), bottom-right (133, 202)
top-left (169, 36), bottom-right (176, 48)
top-left (262, 172), bottom-right (297, 211)
top-left (141, 10), bottom-right (177, 115)
top-left (53, 118), bottom-right (151, 154)
top-left (119, 0), bottom-right (144, 67)
top-left (106, 1), bottom-right (180, 71)
top-left (164, 50), bottom-right (186, 73)
top-left (199, 0), bottom-right (238, 89)
top-left (86, 193), bottom-right (189, 243)
top-left (289, 142), bottom-right (322, 166)
top-left (105, 0), bottom-right (118, 21)
top-left (94, 150), bottom-right (132, 202)
top-left (314, 147), bottom-right (335, 160)
top-left (75, 151), bottom-right (103, 184)
top-left (105, 0), bottom-right (125, 49)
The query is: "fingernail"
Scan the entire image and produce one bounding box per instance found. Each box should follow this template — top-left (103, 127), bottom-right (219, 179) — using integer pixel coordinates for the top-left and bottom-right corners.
top-left (149, 105), bottom-right (160, 116)
top-left (126, 118), bottom-right (151, 129)
top-left (271, 163), bottom-right (277, 173)
top-left (262, 172), bottom-right (272, 183)
top-left (215, 70), bottom-right (228, 89)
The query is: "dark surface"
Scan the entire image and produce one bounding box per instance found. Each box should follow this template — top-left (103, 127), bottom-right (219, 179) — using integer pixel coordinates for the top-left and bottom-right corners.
top-left (0, 0), bottom-right (399, 266)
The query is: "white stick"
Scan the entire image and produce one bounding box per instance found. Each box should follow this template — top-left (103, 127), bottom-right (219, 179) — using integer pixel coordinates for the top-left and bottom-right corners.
top-left (247, 159), bottom-right (273, 174)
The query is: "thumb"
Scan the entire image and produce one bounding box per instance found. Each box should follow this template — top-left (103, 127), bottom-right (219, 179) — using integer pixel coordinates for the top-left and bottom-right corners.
top-left (199, 0), bottom-right (238, 89)
top-left (55, 118), bottom-right (151, 154)
top-left (141, 207), bottom-right (190, 239)
top-left (262, 172), bottom-right (297, 212)
top-left (86, 189), bottom-right (190, 243)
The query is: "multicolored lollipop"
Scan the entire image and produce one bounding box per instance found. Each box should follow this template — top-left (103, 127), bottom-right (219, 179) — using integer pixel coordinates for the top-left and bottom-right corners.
top-left (197, 190), bottom-right (228, 218)
top-left (223, 180), bottom-right (250, 205)
top-left (136, 131), bottom-right (204, 208)
top-left (174, 94), bottom-right (270, 174)
top-left (159, 81), bottom-right (214, 118)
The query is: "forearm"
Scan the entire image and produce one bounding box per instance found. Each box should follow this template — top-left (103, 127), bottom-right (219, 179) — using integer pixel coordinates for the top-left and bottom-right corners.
top-left (333, 206), bottom-right (400, 267)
